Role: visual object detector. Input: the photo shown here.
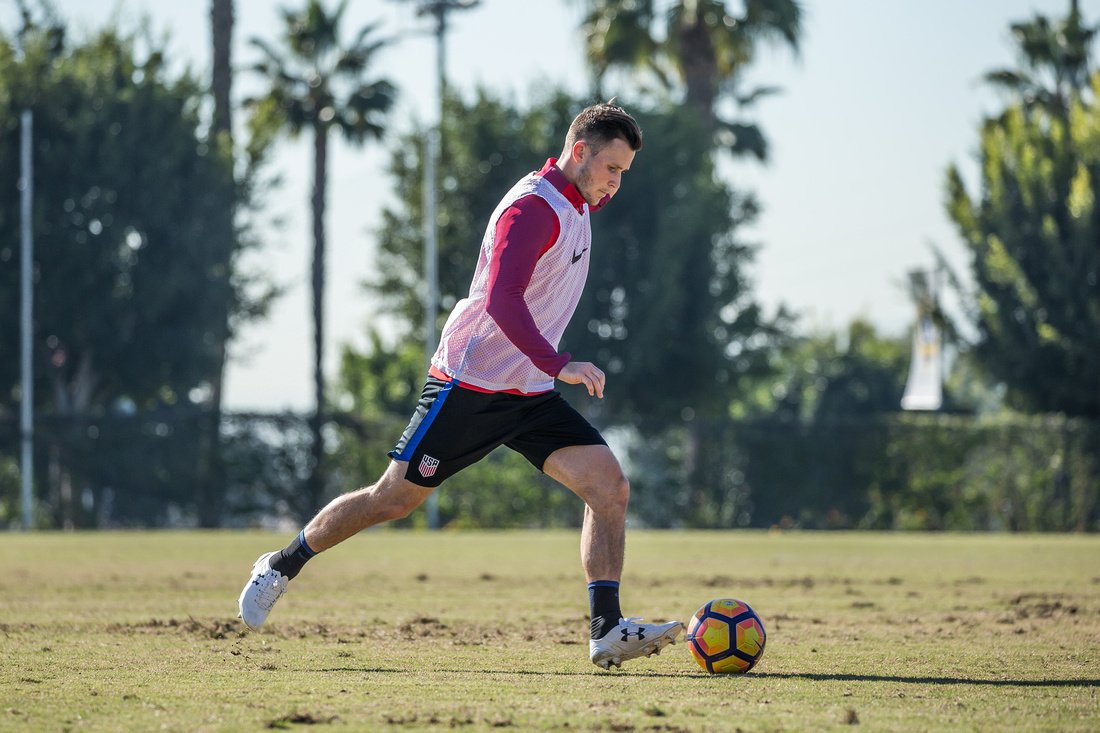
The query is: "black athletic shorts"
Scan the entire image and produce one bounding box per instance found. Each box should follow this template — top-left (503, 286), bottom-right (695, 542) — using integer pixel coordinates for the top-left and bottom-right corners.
top-left (388, 377), bottom-right (607, 487)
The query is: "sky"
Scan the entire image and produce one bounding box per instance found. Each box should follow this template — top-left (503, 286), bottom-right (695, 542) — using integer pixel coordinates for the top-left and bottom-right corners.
top-left (7, 0), bottom-right (1097, 411)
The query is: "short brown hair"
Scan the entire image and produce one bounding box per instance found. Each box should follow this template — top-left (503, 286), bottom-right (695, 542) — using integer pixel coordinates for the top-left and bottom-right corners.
top-left (564, 101), bottom-right (643, 154)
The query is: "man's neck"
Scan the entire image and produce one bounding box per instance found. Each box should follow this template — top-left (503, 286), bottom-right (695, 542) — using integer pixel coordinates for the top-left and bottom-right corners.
top-left (555, 155), bottom-right (580, 189)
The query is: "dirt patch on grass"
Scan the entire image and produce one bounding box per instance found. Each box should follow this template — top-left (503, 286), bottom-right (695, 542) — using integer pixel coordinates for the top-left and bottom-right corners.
top-left (1009, 593), bottom-right (1080, 619)
top-left (700, 575), bottom-right (821, 589)
top-left (107, 617), bottom-right (246, 640)
top-left (0, 622), bottom-right (39, 635)
top-left (267, 712), bottom-right (338, 728)
top-left (96, 616), bottom-right (573, 646)
top-left (96, 614), bottom-right (591, 647)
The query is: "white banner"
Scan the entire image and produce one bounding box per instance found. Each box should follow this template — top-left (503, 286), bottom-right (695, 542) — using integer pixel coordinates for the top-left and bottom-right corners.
top-left (901, 316), bottom-right (942, 411)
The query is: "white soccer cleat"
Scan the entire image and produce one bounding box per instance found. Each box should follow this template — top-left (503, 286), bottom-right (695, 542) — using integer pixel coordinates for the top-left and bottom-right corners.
top-left (589, 618), bottom-right (683, 670)
top-left (237, 551), bottom-right (289, 631)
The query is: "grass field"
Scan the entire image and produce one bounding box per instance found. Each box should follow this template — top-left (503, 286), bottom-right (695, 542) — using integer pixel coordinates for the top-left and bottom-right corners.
top-left (2, 530), bottom-right (1098, 732)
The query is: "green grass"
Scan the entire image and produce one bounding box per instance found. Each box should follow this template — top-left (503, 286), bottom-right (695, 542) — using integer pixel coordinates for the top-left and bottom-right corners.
top-left (1, 531), bottom-right (1098, 732)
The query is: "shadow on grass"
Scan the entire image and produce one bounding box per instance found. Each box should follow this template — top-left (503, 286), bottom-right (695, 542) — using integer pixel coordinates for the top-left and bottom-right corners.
top-left (753, 672), bottom-right (1100, 688)
top-left (318, 667), bottom-right (1100, 687)
top-left (319, 667), bottom-right (691, 678)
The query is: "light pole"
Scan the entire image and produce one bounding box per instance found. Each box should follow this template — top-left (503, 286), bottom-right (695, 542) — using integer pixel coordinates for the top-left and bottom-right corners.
top-left (20, 110), bottom-right (34, 530)
top-left (407, 0), bottom-right (479, 529)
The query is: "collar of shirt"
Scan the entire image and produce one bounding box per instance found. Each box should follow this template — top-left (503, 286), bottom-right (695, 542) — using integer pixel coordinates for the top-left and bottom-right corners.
top-left (537, 158), bottom-right (611, 214)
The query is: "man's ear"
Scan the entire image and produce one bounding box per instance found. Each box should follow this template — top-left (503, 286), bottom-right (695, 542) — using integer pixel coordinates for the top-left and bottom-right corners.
top-left (570, 139), bottom-right (588, 163)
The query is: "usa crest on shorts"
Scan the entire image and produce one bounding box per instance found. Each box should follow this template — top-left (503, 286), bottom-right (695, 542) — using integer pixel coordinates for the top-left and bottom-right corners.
top-left (419, 454), bottom-right (440, 478)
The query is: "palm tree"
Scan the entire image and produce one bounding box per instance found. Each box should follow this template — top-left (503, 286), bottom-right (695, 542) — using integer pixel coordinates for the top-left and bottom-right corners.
top-left (578, 0), bottom-right (802, 159)
top-left (211, 0), bottom-right (234, 139)
top-left (248, 0), bottom-right (396, 513)
top-left (984, 0), bottom-right (1096, 117)
top-left (194, 0), bottom-right (236, 528)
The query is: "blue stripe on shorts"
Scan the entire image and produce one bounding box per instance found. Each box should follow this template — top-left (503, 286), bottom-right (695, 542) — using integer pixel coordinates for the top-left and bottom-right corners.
top-left (393, 379), bottom-right (455, 461)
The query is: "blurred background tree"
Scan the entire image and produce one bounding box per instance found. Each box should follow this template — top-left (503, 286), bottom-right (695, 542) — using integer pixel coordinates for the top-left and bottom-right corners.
top-left (344, 86), bottom-right (785, 421)
top-left (731, 319), bottom-right (908, 422)
top-left (578, 0), bottom-right (802, 158)
top-left (369, 89), bottom-right (574, 334)
top-left (0, 6), bottom-right (268, 525)
top-left (982, 0), bottom-right (1095, 119)
top-left (568, 0), bottom-right (803, 423)
top-left (333, 85), bottom-right (788, 525)
top-left (946, 2), bottom-right (1099, 418)
top-left (1, 0), bottom-right (1096, 531)
top-left (246, 0), bottom-right (396, 517)
top-left (192, 0), bottom-right (237, 527)
top-left (570, 106), bottom-right (787, 423)
top-left (330, 90), bottom-right (578, 527)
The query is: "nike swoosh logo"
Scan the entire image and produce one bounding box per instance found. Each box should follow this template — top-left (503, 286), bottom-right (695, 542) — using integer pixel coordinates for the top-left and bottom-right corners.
top-left (571, 247), bottom-right (588, 264)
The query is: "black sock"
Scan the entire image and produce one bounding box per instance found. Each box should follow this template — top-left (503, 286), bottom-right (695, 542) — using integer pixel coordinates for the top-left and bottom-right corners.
top-left (268, 530), bottom-right (317, 580)
top-left (588, 581), bottom-right (622, 640)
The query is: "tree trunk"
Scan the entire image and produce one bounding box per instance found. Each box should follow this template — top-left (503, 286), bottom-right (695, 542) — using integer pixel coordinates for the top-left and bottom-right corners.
top-left (676, 10), bottom-right (719, 129)
top-left (48, 353), bottom-right (96, 528)
top-left (305, 120), bottom-right (329, 516)
top-left (210, 0), bottom-right (234, 140)
top-left (197, 0), bottom-right (235, 528)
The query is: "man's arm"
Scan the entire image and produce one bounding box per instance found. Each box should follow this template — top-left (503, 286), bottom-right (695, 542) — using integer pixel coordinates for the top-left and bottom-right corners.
top-left (484, 195), bottom-right (571, 377)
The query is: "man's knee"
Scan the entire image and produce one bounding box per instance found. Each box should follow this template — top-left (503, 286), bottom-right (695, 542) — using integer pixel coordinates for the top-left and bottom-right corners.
top-left (591, 472), bottom-right (630, 516)
top-left (370, 472), bottom-right (432, 522)
top-left (614, 473), bottom-right (630, 511)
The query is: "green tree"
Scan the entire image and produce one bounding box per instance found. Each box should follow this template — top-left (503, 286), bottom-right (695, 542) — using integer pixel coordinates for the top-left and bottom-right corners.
top-left (628, 320), bottom-right (906, 529)
top-left (331, 342), bottom-right (577, 529)
top-left (194, 0), bottom-right (236, 527)
top-left (371, 89), bottom-right (575, 331)
top-left (570, 108), bottom-right (783, 422)
top-left (984, 0), bottom-right (1096, 119)
top-left (247, 0), bottom-right (396, 514)
top-left (734, 319), bottom-right (908, 422)
top-left (578, 0), bottom-right (802, 156)
top-left (335, 89), bottom-right (786, 530)
top-left (0, 12), bottom-right (264, 525)
top-left (363, 89), bottom-right (778, 424)
top-left (210, 0), bottom-right (234, 139)
top-left (946, 5), bottom-right (1100, 418)
top-left (327, 90), bottom-right (579, 527)
top-left (572, 1), bottom-right (802, 418)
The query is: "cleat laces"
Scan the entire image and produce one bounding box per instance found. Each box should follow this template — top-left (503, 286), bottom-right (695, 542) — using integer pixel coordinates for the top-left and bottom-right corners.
top-left (253, 571), bottom-right (287, 610)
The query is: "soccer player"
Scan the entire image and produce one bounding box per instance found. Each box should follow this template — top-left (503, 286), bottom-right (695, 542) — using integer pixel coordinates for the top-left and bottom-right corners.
top-left (238, 101), bottom-right (682, 670)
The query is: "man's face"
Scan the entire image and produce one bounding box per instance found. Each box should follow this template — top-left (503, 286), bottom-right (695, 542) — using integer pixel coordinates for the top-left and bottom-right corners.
top-left (573, 137), bottom-right (636, 207)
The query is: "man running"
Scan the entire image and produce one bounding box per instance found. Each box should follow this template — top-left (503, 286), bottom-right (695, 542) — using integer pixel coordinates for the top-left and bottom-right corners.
top-left (238, 101), bottom-right (682, 670)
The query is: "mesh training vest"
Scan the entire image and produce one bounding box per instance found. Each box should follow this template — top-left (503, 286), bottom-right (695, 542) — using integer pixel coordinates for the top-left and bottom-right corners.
top-left (431, 170), bottom-right (592, 393)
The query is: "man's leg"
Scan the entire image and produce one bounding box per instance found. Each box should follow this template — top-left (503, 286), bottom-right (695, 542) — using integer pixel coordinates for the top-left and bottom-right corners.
top-left (543, 444), bottom-right (682, 669)
top-left (542, 444), bottom-right (629, 583)
top-left (302, 460), bottom-right (435, 552)
top-left (237, 460), bottom-right (433, 630)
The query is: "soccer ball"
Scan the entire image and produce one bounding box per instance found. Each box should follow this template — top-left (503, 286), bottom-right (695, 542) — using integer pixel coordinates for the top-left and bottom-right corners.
top-left (686, 598), bottom-right (766, 674)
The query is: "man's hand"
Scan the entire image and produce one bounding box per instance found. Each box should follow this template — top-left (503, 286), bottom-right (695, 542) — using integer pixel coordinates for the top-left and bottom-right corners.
top-left (557, 361), bottom-right (606, 399)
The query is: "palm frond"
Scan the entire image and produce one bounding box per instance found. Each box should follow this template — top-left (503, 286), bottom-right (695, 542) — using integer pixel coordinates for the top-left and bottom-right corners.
top-left (733, 84), bottom-right (781, 107)
top-left (743, 0), bottom-right (803, 52)
top-left (247, 1), bottom-right (397, 143)
top-left (336, 77), bottom-right (397, 143)
top-left (335, 24), bottom-right (390, 77)
top-left (285, 0), bottom-right (342, 62)
top-left (997, 7), bottom-right (1096, 111)
top-left (248, 37), bottom-right (289, 71)
top-left (983, 69), bottom-right (1032, 92)
top-left (714, 119), bottom-right (768, 162)
top-left (580, 0), bottom-right (659, 79)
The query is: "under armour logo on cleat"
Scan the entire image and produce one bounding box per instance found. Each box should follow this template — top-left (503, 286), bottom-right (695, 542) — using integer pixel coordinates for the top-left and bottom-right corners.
top-left (621, 628), bottom-right (646, 641)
